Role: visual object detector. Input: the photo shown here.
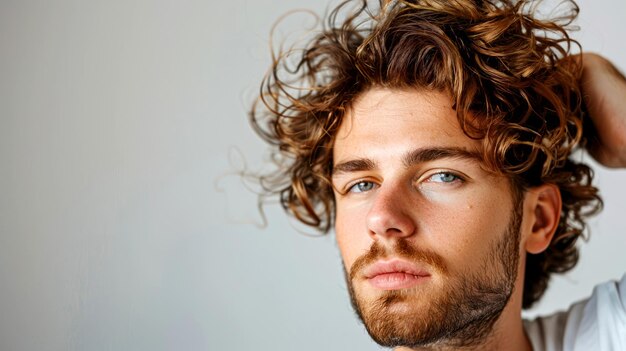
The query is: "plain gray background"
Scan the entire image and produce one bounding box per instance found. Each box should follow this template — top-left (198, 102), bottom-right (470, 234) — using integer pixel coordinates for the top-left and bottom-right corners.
top-left (1, 0), bottom-right (625, 350)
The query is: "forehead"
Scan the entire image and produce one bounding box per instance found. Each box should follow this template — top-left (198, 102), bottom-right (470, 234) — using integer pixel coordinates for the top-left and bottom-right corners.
top-left (333, 88), bottom-right (481, 163)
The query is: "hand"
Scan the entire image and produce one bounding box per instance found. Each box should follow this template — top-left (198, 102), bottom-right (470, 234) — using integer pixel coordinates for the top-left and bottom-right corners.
top-left (579, 53), bottom-right (626, 168)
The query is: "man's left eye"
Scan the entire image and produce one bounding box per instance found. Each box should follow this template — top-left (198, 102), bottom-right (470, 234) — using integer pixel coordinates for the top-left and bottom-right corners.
top-left (427, 172), bottom-right (462, 183)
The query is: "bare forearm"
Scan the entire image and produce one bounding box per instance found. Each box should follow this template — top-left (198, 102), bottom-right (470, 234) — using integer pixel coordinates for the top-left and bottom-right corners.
top-left (580, 53), bottom-right (626, 168)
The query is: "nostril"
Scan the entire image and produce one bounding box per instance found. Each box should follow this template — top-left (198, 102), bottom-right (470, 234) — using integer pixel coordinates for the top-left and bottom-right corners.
top-left (366, 187), bottom-right (417, 238)
top-left (367, 212), bottom-right (416, 239)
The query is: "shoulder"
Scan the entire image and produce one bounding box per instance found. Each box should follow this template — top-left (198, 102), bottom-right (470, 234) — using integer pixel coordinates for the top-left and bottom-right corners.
top-left (524, 274), bottom-right (626, 351)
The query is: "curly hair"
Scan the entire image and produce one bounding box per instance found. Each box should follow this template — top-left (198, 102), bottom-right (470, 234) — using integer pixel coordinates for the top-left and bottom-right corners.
top-left (250, 0), bottom-right (602, 309)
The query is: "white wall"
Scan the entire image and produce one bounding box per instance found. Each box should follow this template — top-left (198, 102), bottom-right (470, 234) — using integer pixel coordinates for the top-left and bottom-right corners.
top-left (0, 0), bottom-right (624, 350)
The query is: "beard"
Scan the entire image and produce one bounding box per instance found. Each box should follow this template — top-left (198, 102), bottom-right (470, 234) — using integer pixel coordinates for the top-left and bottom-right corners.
top-left (344, 203), bottom-right (523, 349)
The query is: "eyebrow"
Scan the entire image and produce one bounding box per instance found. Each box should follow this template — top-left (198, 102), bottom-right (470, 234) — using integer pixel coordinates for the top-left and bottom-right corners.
top-left (402, 147), bottom-right (483, 167)
top-left (332, 147), bottom-right (483, 177)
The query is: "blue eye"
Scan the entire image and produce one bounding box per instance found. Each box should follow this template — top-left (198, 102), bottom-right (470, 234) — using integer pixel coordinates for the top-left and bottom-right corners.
top-left (428, 172), bottom-right (461, 183)
top-left (348, 181), bottom-right (377, 193)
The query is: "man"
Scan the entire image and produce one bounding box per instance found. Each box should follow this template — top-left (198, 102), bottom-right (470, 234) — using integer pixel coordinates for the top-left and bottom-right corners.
top-left (250, 0), bottom-right (626, 349)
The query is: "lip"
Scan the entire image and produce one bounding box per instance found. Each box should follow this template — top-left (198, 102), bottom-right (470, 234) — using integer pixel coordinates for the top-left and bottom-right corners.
top-left (363, 259), bottom-right (431, 290)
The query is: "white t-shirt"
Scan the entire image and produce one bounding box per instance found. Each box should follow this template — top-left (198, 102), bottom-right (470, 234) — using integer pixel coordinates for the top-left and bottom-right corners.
top-left (524, 274), bottom-right (626, 351)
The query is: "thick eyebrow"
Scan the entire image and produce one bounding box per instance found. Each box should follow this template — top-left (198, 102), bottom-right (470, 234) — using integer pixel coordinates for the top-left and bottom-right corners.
top-left (332, 147), bottom-right (483, 177)
top-left (402, 147), bottom-right (483, 167)
top-left (332, 158), bottom-right (377, 176)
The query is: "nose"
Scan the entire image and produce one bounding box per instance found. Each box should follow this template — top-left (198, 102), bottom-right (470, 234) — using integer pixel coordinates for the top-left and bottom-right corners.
top-left (366, 182), bottom-right (417, 241)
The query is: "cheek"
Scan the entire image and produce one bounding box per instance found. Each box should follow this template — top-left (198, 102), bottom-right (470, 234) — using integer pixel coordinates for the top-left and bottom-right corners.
top-left (334, 203), bottom-right (371, 268)
top-left (420, 203), bottom-right (476, 256)
top-left (423, 189), bottom-right (513, 266)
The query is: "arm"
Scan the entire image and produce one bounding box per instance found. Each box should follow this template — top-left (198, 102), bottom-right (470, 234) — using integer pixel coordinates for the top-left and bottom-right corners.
top-left (579, 53), bottom-right (626, 168)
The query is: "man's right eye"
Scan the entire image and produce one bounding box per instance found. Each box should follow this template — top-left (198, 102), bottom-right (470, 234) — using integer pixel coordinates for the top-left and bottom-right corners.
top-left (348, 181), bottom-right (377, 193)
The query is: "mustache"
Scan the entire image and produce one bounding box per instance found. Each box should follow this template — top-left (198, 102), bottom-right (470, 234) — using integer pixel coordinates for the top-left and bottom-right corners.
top-left (349, 240), bottom-right (448, 281)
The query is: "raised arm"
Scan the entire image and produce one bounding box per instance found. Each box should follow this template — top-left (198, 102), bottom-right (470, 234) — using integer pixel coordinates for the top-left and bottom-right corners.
top-left (580, 53), bottom-right (626, 168)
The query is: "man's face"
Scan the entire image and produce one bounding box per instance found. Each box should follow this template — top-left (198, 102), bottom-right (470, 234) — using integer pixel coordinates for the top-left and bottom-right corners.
top-left (331, 88), bottom-right (525, 348)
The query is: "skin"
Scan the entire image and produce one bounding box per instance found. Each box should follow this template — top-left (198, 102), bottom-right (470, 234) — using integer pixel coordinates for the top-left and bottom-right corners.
top-left (579, 53), bottom-right (626, 168)
top-left (331, 88), bottom-right (561, 350)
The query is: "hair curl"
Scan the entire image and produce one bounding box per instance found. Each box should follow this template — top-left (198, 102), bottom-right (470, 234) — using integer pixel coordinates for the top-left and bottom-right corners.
top-left (250, 0), bottom-right (602, 309)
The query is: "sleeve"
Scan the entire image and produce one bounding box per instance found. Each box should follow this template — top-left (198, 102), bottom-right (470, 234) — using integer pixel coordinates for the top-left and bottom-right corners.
top-left (525, 274), bottom-right (626, 351)
top-left (562, 274), bottom-right (626, 351)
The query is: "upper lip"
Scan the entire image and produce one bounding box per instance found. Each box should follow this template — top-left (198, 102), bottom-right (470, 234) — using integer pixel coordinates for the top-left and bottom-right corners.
top-left (363, 259), bottom-right (431, 279)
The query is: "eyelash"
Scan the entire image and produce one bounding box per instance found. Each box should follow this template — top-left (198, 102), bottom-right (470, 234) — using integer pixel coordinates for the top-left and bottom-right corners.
top-left (424, 171), bottom-right (464, 184)
top-left (346, 180), bottom-right (378, 194)
top-left (345, 171), bottom-right (465, 194)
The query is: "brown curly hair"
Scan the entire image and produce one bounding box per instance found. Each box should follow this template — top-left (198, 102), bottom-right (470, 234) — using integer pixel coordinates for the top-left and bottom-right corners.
top-left (250, 0), bottom-right (602, 309)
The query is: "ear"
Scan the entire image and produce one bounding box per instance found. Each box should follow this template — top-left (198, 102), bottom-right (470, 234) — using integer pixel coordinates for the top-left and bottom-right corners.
top-left (524, 184), bottom-right (562, 254)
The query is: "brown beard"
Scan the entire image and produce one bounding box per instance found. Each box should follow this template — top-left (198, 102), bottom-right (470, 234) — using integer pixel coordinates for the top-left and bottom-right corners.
top-left (344, 202), bottom-right (522, 349)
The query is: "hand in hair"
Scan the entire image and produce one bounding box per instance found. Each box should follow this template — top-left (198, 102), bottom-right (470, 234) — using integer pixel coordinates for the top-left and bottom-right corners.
top-left (580, 53), bottom-right (626, 168)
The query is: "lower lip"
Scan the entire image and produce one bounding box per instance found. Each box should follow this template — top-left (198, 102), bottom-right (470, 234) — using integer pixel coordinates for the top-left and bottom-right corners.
top-left (368, 273), bottom-right (430, 290)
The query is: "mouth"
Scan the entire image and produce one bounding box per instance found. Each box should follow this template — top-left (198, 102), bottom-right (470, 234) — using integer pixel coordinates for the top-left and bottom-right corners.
top-left (363, 259), bottom-right (431, 290)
